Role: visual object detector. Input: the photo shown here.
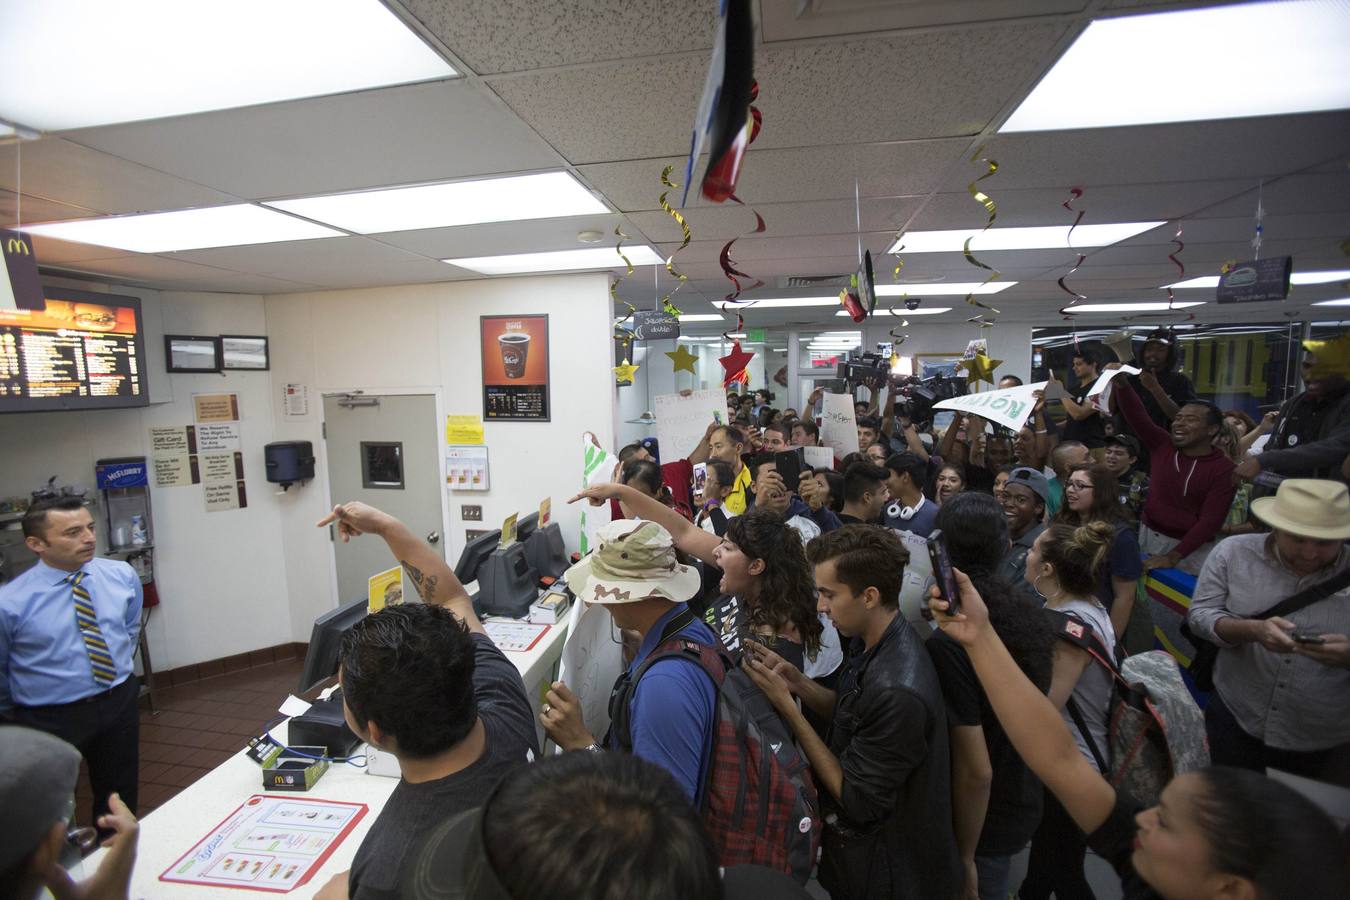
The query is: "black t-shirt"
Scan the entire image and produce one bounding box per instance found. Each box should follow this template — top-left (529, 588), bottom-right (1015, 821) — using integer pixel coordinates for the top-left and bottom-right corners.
top-left (1086, 794), bottom-right (1159, 899)
top-left (1062, 386), bottom-right (1108, 447)
top-left (348, 635), bottom-right (540, 900)
top-left (925, 631), bottom-right (1043, 855)
top-left (702, 591), bottom-right (807, 672)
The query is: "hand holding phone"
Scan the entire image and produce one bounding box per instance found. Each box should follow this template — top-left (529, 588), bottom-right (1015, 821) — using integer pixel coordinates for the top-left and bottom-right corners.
top-left (1291, 631), bottom-right (1327, 645)
top-left (927, 529), bottom-right (959, 617)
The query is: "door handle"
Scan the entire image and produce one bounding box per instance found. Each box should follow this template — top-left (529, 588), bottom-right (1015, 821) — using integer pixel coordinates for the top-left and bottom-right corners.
top-left (426, 531), bottom-right (441, 544)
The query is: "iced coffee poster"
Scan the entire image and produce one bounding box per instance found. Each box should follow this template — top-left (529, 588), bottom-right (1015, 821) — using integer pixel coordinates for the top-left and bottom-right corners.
top-left (480, 314), bottom-right (550, 421)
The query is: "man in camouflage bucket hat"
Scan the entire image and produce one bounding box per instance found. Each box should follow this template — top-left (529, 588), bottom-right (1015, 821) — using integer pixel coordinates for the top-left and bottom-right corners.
top-left (540, 518), bottom-right (720, 802)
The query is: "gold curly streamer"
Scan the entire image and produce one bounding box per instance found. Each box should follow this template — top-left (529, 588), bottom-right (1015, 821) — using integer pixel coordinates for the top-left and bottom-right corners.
top-left (657, 165), bottom-right (691, 315)
top-left (961, 151), bottom-right (1002, 328)
top-left (611, 225), bottom-right (638, 347)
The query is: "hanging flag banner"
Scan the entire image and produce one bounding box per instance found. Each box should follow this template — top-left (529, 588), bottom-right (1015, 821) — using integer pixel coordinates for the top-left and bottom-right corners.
top-left (933, 381), bottom-right (1066, 433)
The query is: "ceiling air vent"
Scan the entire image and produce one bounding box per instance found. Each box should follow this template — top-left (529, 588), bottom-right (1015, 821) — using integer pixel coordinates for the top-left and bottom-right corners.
top-left (782, 274), bottom-right (850, 289)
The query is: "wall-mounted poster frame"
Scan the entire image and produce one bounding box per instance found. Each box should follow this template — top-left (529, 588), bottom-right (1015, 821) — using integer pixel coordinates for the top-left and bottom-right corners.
top-left (165, 335), bottom-right (222, 373)
top-left (480, 314), bottom-right (550, 421)
top-left (221, 334), bottom-right (269, 370)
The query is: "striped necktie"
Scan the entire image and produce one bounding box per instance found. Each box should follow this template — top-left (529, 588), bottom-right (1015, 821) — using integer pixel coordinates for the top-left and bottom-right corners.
top-left (69, 571), bottom-right (116, 688)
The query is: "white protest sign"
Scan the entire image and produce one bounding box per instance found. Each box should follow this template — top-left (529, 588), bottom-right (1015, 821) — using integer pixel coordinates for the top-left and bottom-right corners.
top-left (820, 392), bottom-right (860, 461)
top-left (1086, 365), bottom-right (1141, 413)
top-left (802, 446), bottom-right (834, 471)
top-left (655, 389), bottom-right (728, 461)
top-left (933, 381), bottom-right (1066, 433)
top-left (556, 601), bottom-right (625, 752)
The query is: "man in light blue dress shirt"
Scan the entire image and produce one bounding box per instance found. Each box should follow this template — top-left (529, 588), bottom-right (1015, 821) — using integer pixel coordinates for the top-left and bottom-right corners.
top-left (0, 497), bottom-right (143, 829)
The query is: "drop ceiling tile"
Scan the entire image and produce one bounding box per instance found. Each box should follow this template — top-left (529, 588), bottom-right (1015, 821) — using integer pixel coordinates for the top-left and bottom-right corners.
top-left (169, 237), bottom-right (455, 288)
top-left (43, 254), bottom-right (322, 294)
top-left (372, 212), bottom-right (631, 258)
top-left (403, 0), bottom-right (715, 75)
top-left (759, 0), bottom-right (1088, 42)
top-left (0, 190), bottom-right (100, 227)
top-left (64, 81), bottom-right (562, 200)
top-left (750, 22), bottom-right (1068, 149)
top-left (1084, 237), bottom-right (1342, 268)
top-left (908, 180), bottom-right (1253, 230)
top-left (1196, 173), bottom-right (1350, 219)
top-left (955, 111), bottom-right (1350, 191)
top-left (26, 234), bottom-right (136, 265)
top-left (626, 197), bottom-right (926, 244)
top-left (0, 138), bottom-right (238, 215)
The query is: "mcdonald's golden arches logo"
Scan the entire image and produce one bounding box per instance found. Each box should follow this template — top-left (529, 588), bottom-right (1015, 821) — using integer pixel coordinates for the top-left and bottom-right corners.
top-left (6, 236), bottom-right (30, 255)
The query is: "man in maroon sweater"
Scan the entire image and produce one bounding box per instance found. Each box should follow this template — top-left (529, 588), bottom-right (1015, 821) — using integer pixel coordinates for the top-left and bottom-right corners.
top-left (1113, 379), bottom-right (1236, 574)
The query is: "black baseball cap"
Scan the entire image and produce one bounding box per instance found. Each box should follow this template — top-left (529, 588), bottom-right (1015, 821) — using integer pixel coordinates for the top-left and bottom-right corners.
top-left (1106, 433), bottom-right (1142, 457)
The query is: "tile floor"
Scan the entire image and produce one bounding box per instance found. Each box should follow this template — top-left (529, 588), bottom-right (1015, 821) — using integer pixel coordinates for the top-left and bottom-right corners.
top-left (73, 657), bottom-right (305, 827)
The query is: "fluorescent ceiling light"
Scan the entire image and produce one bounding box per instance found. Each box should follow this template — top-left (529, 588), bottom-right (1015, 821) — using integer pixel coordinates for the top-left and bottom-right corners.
top-left (736, 297), bottom-right (840, 309)
top-left (876, 282), bottom-right (1015, 296)
top-left (0, 0), bottom-right (456, 131)
top-left (1166, 270), bottom-right (1350, 289)
top-left (266, 172), bottom-right (606, 234)
top-left (839, 307), bottom-right (954, 317)
top-left (889, 223), bottom-right (1164, 254)
top-left (1069, 302), bottom-right (1206, 313)
top-left (446, 246), bottom-right (663, 275)
top-left (1312, 298), bottom-right (1350, 307)
top-left (1001, 0), bottom-right (1350, 132)
top-left (22, 204), bottom-right (342, 252)
top-left (678, 314), bottom-right (727, 322)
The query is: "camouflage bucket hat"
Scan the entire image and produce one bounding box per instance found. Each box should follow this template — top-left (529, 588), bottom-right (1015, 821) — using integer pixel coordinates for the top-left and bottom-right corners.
top-left (563, 519), bottom-right (701, 605)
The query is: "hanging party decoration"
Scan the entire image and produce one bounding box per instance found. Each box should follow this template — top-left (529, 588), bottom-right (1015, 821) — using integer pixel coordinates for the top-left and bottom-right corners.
top-left (682, 0), bottom-right (754, 206)
top-left (666, 344), bottom-right (699, 374)
top-left (960, 150), bottom-right (1003, 327)
top-left (957, 351), bottom-right (1003, 386)
top-left (718, 340), bottom-right (755, 388)
top-left (613, 358), bottom-right (640, 385)
top-left (657, 165), bottom-right (692, 316)
top-left (1057, 187), bottom-right (1088, 317)
top-left (611, 225), bottom-right (639, 351)
top-left (712, 81), bottom-right (767, 340)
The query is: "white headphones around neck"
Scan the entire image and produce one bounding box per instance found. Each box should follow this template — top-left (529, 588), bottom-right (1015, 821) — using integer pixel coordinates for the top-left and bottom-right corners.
top-left (887, 499), bottom-right (920, 520)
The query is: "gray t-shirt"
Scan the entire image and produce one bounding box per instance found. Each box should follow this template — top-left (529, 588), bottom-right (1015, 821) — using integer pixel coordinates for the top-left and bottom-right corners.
top-left (1054, 598), bottom-right (1116, 767)
top-left (348, 634), bottom-right (539, 900)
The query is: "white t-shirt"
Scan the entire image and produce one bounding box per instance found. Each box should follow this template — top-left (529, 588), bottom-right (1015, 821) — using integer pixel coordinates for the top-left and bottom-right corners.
top-left (1054, 597), bottom-right (1117, 768)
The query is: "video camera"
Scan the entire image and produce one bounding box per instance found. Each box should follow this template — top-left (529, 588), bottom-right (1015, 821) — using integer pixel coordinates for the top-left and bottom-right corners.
top-left (892, 373), bottom-right (967, 430)
top-left (836, 352), bottom-right (891, 384)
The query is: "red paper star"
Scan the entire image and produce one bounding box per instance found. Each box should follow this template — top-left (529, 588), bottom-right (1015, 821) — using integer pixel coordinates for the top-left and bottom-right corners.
top-left (719, 340), bottom-right (755, 388)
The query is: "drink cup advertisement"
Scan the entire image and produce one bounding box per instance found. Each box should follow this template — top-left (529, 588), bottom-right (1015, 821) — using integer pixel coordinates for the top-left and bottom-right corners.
top-left (481, 314), bottom-right (550, 421)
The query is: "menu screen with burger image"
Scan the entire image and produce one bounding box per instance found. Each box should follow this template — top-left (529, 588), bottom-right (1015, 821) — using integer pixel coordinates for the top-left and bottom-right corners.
top-left (0, 287), bottom-right (148, 413)
top-left (480, 314), bottom-right (550, 421)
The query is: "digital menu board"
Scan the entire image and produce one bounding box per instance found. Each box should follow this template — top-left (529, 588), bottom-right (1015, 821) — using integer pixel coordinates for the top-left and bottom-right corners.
top-left (0, 287), bottom-right (149, 413)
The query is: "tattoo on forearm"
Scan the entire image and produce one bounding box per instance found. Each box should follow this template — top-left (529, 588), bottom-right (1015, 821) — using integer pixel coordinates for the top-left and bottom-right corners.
top-left (400, 560), bottom-right (439, 601)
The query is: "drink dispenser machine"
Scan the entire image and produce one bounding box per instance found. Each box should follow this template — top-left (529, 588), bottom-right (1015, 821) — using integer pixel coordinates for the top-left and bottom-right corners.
top-left (95, 457), bottom-right (154, 579)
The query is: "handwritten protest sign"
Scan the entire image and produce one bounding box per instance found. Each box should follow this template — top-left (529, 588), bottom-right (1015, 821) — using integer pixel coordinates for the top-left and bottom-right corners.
top-left (933, 381), bottom-right (1066, 433)
top-left (655, 389), bottom-right (728, 461)
top-left (820, 393), bottom-right (860, 461)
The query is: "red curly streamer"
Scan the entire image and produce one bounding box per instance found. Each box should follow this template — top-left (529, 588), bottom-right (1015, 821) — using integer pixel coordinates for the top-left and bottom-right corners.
top-left (716, 83), bottom-right (766, 342)
top-left (1057, 187), bottom-right (1088, 318)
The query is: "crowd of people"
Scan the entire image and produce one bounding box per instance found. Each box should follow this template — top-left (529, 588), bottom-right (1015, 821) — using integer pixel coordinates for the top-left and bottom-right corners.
top-left (4, 327), bottom-right (1350, 899)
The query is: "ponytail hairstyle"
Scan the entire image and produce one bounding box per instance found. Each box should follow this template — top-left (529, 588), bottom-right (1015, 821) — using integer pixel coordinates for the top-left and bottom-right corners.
top-left (1040, 520), bottom-right (1115, 597)
top-left (724, 508), bottom-right (823, 656)
top-left (1192, 766), bottom-right (1349, 898)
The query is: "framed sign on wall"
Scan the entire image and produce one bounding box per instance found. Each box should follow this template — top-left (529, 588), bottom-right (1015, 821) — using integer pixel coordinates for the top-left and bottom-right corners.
top-left (481, 314), bottom-right (550, 421)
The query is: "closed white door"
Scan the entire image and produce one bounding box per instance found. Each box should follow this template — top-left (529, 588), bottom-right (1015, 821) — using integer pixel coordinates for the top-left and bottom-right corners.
top-left (323, 393), bottom-right (443, 604)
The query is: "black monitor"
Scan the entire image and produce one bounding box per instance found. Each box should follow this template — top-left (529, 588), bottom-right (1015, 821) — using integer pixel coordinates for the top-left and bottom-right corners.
top-left (455, 528), bottom-right (502, 584)
top-left (297, 597), bottom-right (368, 693)
top-left (515, 511), bottom-right (539, 543)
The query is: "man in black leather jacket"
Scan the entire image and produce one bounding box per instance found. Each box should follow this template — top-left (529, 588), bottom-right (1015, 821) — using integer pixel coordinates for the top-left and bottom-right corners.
top-left (745, 525), bottom-right (960, 899)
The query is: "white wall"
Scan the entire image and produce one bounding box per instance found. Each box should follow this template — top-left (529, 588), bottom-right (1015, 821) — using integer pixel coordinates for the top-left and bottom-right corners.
top-left (266, 273), bottom-right (616, 644)
top-left (0, 284), bottom-right (291, 672)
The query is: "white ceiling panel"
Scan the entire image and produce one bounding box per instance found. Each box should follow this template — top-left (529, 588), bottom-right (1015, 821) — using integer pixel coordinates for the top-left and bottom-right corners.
top-left (1084, 237), bottom-right (1345, 268)
top-left (168, 236), bottom-right (454, 289)
top-left (0, 138), bottom-right (238, 215)
top-left (751, 22), bottom-right (1068, 149)
top-left (947, 112), bottom-right (1350, 192)
top-left (371, 212), bottom-right (633, 258)
top-left (43, 254), bottom-right (323, 294)
top-left (26, 234), bottom-right (136, 265)
top-left (0, 191), bottom-right (99, 228)
top-left (64, 81), bottom-right (562, 200)
top-left (1194, 172), bottom-right (1350, 220)
top-left (908, 180), bottom-right (1254, 231)
top-left (759, 0), bottom-right (1088, 42)
top-left (627, 196), bottom-right (926, 243)
top-left (402, 0), bottom-right (715, 75)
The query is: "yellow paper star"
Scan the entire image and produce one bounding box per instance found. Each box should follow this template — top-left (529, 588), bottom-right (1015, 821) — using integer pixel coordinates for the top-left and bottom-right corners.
top-left (666, 344), bottom-right (699, 374)
top-left (614, 359), bottom-right (640, 384)
top-left (958, 351), bottom-right (1003, 386)
top-left (1303, 333), bottom-right (1350, 381)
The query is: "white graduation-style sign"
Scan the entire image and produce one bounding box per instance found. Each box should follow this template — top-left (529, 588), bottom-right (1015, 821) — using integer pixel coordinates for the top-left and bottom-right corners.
top-left (1086, 365), bottom-right (1141, 413)
top-left (655, 388), bottom-right (729, 459)
top-left (820, 392), bottom-right (860, 460)
top-left (933, 380), bottom-right (1067, 433)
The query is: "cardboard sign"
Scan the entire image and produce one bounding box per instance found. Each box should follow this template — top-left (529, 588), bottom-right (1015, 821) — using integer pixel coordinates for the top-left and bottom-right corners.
top-left (1085, 365), bottom-right (1141, 413)
top-left (655, 389), bottom-right (729, 461)
top-left (819, 393), bottom-right (860, 461)
top-left (1216, 257), bottom-right (1293, 304)
top-left (933, 381), bottom-right (1065, 433)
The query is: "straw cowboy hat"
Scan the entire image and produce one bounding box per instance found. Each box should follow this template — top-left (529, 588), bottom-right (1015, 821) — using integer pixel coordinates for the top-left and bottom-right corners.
top-left (1251, 478), bottom-right (1350, 541)
top-left (564, 519), bottom-right (701, 605)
